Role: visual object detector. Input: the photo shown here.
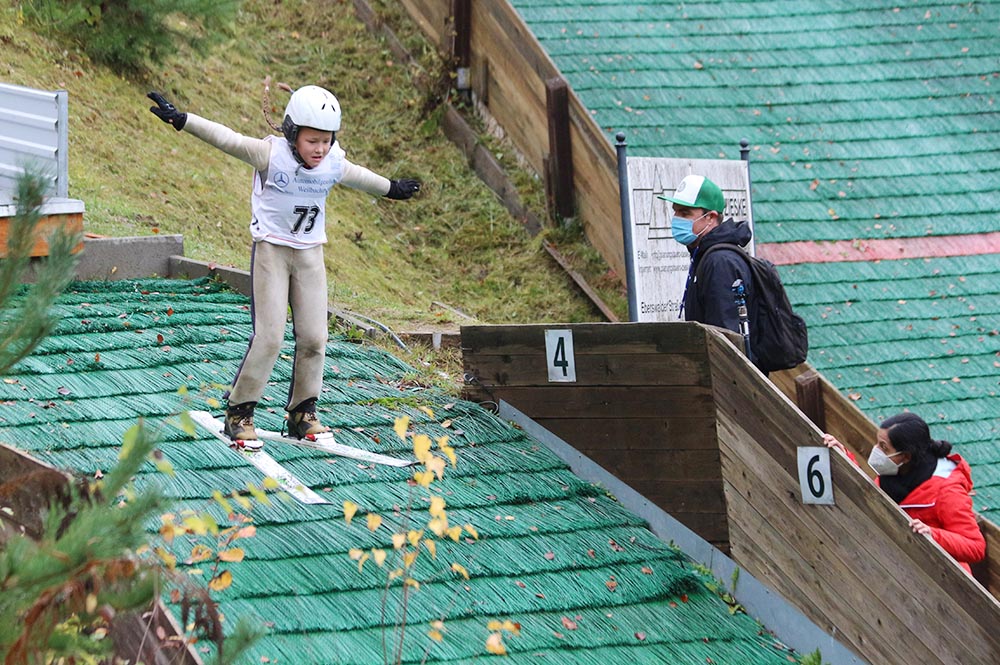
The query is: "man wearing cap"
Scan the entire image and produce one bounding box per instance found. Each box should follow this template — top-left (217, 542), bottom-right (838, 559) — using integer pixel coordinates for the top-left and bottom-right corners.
top-left (659, 174), bottom-right (756, 355)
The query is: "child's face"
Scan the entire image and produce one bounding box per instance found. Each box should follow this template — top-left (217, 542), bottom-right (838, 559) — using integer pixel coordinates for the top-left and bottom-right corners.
top-left (295, 127), bottom-right (334, 168)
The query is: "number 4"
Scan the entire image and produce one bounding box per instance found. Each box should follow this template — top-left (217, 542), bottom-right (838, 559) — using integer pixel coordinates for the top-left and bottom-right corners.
top-left (544, 329), bottom-right (576, 383)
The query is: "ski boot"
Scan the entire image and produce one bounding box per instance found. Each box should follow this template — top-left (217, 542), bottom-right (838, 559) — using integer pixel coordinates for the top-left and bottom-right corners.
top-left (287, 397), bottom-right (330, 440)
top-left (224, 401), bottom-right (262, 451)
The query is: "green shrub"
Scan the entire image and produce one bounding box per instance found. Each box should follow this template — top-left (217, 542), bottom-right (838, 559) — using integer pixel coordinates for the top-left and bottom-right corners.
top-left (19, 0), bottom-right (240, 73)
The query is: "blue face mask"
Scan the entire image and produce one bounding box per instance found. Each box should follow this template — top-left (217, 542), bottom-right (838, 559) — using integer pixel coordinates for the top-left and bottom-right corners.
top-left (670, 212), bottom-right (709, 246)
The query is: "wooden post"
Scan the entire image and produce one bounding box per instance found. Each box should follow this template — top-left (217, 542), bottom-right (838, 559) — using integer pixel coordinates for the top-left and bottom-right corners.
top-left (451, 0), bottom-right (471, 95)
top-left (545, 77), bottom-right (574, 222)
top-left (794, 369), bottom-right (825, 430)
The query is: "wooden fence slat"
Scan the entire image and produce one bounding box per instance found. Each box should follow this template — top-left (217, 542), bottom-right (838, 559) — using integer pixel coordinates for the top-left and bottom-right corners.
top-left (484, 386), bottom-right (713, 419)
top-left (465, 351), bottom-right (710, 387)
top-left (721, 430), bottom-right (981, 664)
top-left (534, 417), bottom-right (717, 451)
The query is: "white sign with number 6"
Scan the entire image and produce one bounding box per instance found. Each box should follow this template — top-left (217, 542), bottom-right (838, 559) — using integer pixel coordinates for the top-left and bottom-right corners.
top-left (798, 447), bottom-right (834, 505)
top-left (544, 329), bottom-right (576, 382)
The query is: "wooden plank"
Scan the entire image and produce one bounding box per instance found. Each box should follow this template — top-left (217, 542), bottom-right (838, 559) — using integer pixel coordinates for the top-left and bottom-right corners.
top-left (0, 445), bottom-right (74, 540)
top-left (794, 369), bottom-right (826, 430)
top-left (542, 242), bottom-right (619, 322)
top-left (485, 385), bottom-right (713, 419)
top-left (0, 212), bottom-right (84, 258)
top-left (532, 416), bottom-right (718, 451)
top-left (545, 77), bottom-right (574, 219)
top-left (712, 341), bottom-right (1000, 662)
top-left (461, 322), bottom-right (708, 356)
top-left (571, 448), bottom-right (721, 484)
top-left (978, 518), bottom-right (1000, 596)
top-left (722, 434), bottom-right (958, 665)
top-left (464, 351), bottom-right (710, 388)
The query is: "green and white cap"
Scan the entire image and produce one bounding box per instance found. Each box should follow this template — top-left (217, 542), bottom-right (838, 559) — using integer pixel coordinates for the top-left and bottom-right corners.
top-left (657, 174), bottom-right (725, 213)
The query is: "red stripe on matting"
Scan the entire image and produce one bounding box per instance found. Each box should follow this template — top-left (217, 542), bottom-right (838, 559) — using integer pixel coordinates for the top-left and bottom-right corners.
top-left (758, 233), bottom-right (1000, 266)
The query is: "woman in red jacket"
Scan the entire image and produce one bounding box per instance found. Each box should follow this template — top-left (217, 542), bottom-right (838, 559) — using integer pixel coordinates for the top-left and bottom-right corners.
top-left (825, 412), bottom-right (985, 574)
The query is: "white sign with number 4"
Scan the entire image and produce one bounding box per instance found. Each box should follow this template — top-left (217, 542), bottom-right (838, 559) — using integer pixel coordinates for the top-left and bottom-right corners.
top-left (544, 329), bottom-right (576, 382)
top-left (798, 447), bottom-right (834, 505)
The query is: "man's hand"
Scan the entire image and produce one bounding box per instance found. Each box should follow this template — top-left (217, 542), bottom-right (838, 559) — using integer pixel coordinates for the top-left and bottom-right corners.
top-left (147, 92), bottom-right (187, 131)
top-left (386, 179), bottom-right (420, 200)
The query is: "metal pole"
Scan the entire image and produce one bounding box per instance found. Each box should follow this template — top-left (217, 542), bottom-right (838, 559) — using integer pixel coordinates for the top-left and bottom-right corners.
top-left (615, 132), bottom-right (638, 322)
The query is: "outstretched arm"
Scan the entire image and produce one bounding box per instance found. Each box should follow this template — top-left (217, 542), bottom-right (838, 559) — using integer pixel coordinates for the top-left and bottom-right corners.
top-left (341, 162), bottom-right (420, 200)
top-left (147, 92), bottom-right (270, 172)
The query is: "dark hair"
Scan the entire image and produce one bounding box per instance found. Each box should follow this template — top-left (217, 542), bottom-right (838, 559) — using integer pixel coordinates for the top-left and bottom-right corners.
top-left (879, 412), bottom-right (952, 459)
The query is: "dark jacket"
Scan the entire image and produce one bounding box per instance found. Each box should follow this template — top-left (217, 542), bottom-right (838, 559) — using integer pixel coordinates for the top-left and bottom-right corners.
top-left (683, 220), bottom-right (755, 336)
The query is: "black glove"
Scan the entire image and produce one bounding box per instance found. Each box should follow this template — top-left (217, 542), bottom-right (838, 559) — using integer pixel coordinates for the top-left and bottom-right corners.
top-left (386, 179), bottom-right (420, 200)
top-left (147, 91), bottom-right (187, 131)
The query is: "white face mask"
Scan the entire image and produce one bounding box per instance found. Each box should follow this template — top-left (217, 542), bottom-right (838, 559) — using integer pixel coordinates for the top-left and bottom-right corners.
top-left (868, 447), bottom-right (905, 476)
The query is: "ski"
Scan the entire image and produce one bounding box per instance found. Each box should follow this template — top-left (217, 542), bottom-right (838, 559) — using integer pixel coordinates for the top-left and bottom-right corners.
top-left (189, 410), bottom-right (329, 505)
top-left (254, 429), bottom-right (415, 467)
top-left (188, 410), bottom-right (414, 467)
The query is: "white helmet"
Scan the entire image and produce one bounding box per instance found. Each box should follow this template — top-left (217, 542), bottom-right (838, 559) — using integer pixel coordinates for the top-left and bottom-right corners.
top-left (281, 85), bottom-right (341, 144)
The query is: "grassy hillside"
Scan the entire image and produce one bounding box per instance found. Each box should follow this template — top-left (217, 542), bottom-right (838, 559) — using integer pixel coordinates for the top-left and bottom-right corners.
top-left (2, 0), bottom-right (622, 332)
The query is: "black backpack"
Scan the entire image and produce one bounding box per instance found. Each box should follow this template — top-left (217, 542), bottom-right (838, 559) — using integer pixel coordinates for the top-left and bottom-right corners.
top-left (696, 243), bottom-right (808, 372)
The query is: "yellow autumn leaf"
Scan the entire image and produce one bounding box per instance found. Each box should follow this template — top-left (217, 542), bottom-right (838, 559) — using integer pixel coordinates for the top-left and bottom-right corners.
top-left (501, 620), bottom-right (520, 635)
top-left (428, 517), bottom-right (447, 537)
top-left (424, 539), bottom-right (437, 559)
top-left (413, 434), bottom-right (432, 463)
top-left (487, 620), bottom-right (503, 631)
top-left (427, 455), bottom-right (446, 480)
top-left (436, 435), bottom-right (449, 449)
top-left (356, 552), bottom-right (370, 572)
top-left (218, 547), bottom-right (245, 563)
top-left (418, 405), bottom-right (434, 418)
top-left (393, 416), bottom-right (410, 441)
top-left (182, 515), bottom-right (208, 535)
top-left (403, 550), bottom-right (419, 569)
top-left (262, 476), bottom-right (280, 490)
top-left (413, 470), bottom-right (434, 487)
top-left (450, 562), bottom-right (469, 580)
top-left (392, 532), bottom-right (407, 549)
top-left (247, 483), bottom-right (269, 505)
top-left (208, 570), bottom-right (232, 591)
top-left (367, 513), bottom-right (383, 532)
top-left (429, 496), bottom-right (447, 519)
top-left (430, 620), bottom-right (445, 631)
top-left (206, 397), bottom-right (220, 409)
top-left (446, 526), bottom-right (462, 542)
top-left (348, 548), bottom-right (364, 561)
top-left (485, 632), bottom-right (506, 655)
top-left (464, 524), bottom-right (479, 540)
top-left (442, 445), bottom-right (457, 467)
top-left (343, 500), bottom-right (358, 524)
top-left (428, 629), bottom-right (444, 642)
top-left (407, 529), bottom-right (424, 547)
top-left (154, 457), bottom-right (175, 477)
top-left (187, 544), bottom-right (213, 563)
top-left (388, 568), bottom-right (404, 581)
top-left (372, 549), bottom-right (387, 567)
top-left (404, 578), bottom-right (420, 589)
top-left (232, 493), bottom-right (252, 510)
top-left (211, 490), bottom-right (233, 516)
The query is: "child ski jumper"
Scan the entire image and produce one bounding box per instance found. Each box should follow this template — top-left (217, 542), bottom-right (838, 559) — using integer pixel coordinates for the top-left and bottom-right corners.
top-left (148, 86), bottom-right (419, 447)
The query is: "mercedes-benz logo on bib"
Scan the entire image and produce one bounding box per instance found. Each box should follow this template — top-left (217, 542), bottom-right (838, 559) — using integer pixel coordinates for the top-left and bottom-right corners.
top-left (273, 171), bottom-right (290, 188)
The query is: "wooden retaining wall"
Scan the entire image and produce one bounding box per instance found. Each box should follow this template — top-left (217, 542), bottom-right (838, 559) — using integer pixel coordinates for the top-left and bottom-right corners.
top-left (399, 0), bottom-right (626, 276)
top-left (463, 323), bottom-right (729, 549)
top-left (461, 322), bottom-right (1000, 664)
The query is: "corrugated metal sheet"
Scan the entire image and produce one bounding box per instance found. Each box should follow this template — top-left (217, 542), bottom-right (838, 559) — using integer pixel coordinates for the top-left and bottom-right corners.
top-left (509, 0), bottom-right (1000, 520)
top-left (0, 278), bottom-right (801, 663)
top-left (0, 82), bottom-right (68, 200)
